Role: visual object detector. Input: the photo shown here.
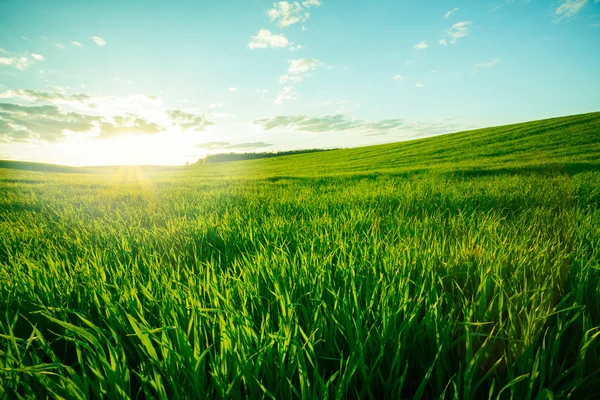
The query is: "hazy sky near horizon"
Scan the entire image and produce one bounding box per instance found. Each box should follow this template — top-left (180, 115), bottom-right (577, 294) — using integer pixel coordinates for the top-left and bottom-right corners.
top-left (1, 0), bottom-right (599, 165)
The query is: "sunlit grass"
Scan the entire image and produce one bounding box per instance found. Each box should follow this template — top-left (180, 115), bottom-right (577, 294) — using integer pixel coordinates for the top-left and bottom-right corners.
top-left (0, 112), bottom-right (599, 399)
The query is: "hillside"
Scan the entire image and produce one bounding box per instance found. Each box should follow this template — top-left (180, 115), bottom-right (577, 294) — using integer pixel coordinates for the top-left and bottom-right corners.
top-left (184, 112), bottom-right (600, 179)
top-left (0, 160), bottom-right (87, 174)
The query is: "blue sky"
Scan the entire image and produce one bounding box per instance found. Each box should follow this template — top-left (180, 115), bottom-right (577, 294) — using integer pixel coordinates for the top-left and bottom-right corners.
top-left (1, 0), bottom-right (599, 165)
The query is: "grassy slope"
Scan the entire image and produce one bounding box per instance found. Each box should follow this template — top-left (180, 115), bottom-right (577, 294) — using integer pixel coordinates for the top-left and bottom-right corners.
top-left (0, 112), bottom-right (599, 399)
top-left (181, 111), bottom-right (600, 179)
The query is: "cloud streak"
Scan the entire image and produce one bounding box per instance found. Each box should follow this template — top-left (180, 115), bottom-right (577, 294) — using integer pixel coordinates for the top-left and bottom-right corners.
top-left (254, 114), bottom-right (464, 138)
top-left (555, 0), bottom-right (589, 19)
top-left (443, 21), bottom-right (471, 44)
top-left (0, 89), bottom-right (94, 106)
top-left (90, 36), bottom-right (106, 46)
top-left (474, 59), bottom-right (501, 68)
top-left (444, 8), bottom-right (459, 18)
top-left (414, 41), bottom-right (429, 50)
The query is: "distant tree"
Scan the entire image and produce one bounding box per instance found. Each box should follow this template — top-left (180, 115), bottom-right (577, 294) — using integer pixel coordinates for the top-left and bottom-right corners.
top-left (195, 148), bottom-right (338, 164)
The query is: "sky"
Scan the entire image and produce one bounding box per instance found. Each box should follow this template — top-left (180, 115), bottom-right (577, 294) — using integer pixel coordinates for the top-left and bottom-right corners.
top-left (0, 0), bottom-right (599, 166)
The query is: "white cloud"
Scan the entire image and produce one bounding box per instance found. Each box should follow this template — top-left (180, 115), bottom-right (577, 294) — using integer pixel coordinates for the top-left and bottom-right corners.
top-left (392, 74), bottom-right (405, 81)
top-left (0, 50), bottom-right (41, 70)
top-left (229, 87), bottom-right (237, 92)
top-left (52, 43), bottom-right (66, 50)
top-left (166, 110), bottom-right (213, 132)
top-left (90, 36), bottom-right (106, 46)
top-left (444, 8), bottom-right (459, 18)
top-left (415, 83), bottom-right (424, 87)
top-left (438, 39), bottom-right (448, 45)
top-left (279, 58), bottom-right (323, 83)
top-left (474, 58), bottom-right (501, 68)
top-left (444, 21), bottom-right (471, 44)
top-left (267, 0), bottom-right (322, 28)
top-left (70, 41), bottom-right (82, 47)
top-left (275, 86), bottom-right (297, 104)
top-left (414, 41), bottom-right (429, 50)
top-left (248, 29), bottom-right (289, 49)
top-left (289, 43), bottom-right (303, 51)
top-left (555, 0), bottom-right (589, 19)
top-left (279, 74), bottom-right (303, 84)
top-left (288, 58), bottom-right (321, 74)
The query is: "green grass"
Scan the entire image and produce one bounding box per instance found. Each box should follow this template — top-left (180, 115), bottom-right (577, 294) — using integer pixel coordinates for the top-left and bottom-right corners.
top-left (1, 112), bottom-right (599, 399)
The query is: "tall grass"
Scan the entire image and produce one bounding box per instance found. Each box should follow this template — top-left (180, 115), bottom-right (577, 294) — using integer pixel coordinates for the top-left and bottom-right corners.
top-left (1, 113), bottom-right (599, 399)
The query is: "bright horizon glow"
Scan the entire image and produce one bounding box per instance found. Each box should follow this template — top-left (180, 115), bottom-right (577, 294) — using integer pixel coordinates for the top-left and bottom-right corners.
top-left (1, 0), bottom-right (599, 166)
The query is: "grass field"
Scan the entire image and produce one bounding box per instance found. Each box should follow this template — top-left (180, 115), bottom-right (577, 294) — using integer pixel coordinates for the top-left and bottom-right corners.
top-left (1, 112), bottom-right (599, 399)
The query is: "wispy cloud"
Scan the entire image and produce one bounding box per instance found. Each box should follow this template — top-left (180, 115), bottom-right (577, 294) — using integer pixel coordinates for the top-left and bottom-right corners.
top-left (254, 114), bottom-right (405, 134)
top-left (90, 36), bottom-right (106, 46)
top-left (70, 41), bottom-right (82, 47)
top-left (289, 43), bottom-right (303, 51)
top-left (253, 114), bottom-right (464, 137)
top-left (443, 21), bottom-right (471, 44)
top-left (444, 8), bottom-right (459, 18)
top-left (415, 83), bottom-right (424, 87)
top-left (287, 58), bottom-right (322, 74)
top-left (0, 88), bottom-right (94, 106)
top-left (0, 50), bottom-right (43, 70)
top-left (392, 74), bottom-right (405, 81)
top-left (0, 88), bottom-right (221, 144)
top-left (98, 114), bottom-right (161, 139)
top-left (0, 101), bottom-right (175, 143)
top-left (474, 58), bottom-right (501, 68)
top-left (52, 43), bottom-right (66, 50)
top-left (279, 58), bottom-right (324, 84)
top-left (166, 110), bottom-right (213, 132)
top-left (279, 75), bottom-right (302, 84)
top-left (0, 102), bottom-right (101, 142)
top-left (248, 29), bottom-right (289, 49)
top-left (267, 0), bottom-right (322, 28)
top-left (229, 87), bottom-right (237, 92)
top-left (275, 86), bottom-right (297, 104)
top-left (414, 41), bottom-right (429, 50)
top-left (555, 0), bottom-right (589, 19)
top-left (0, 56), bottom-right (27, 69)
